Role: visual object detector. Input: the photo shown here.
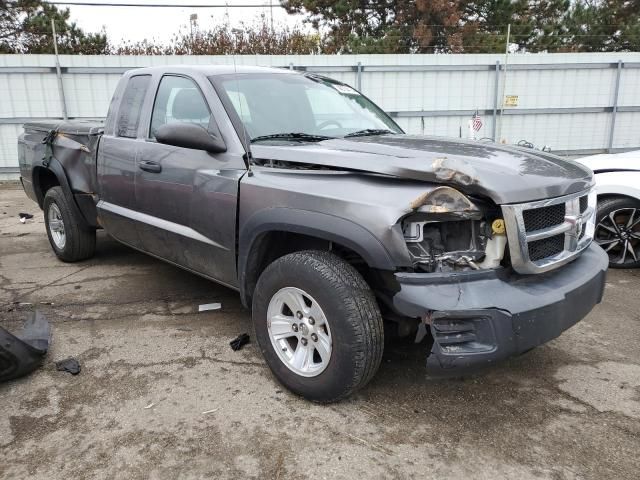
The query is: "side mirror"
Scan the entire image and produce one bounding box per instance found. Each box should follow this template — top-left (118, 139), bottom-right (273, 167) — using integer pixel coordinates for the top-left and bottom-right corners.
top-left (155, 122), bottom-right (227, 153)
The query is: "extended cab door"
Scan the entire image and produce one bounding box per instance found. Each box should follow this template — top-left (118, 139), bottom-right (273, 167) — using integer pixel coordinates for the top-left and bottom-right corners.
top-left (134, 73), bottom-right (245, 287)
top-left (96, 74), bottom-right (152, 248)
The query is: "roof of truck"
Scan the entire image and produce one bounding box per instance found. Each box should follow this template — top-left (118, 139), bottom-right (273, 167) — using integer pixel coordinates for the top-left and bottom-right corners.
top-left (126, 65), bottom-right (295, 76)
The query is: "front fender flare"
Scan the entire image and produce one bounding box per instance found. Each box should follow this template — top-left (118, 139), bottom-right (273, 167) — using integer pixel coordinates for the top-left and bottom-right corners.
top-left (238, 207), bottom-right (398, 306)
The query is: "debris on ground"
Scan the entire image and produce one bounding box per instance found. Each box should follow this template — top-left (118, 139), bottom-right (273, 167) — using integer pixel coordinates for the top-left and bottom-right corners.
top-left (199, 302), bottom-right (222, 312)
top-left (55, 357), bottom-right (81, 375)
top-left (18, 212), bottom-right (34, 223)
top-left (5, 302), bottom-right (34, 312)
top-left (0, 310), bottom-right (51, 382)
top-left (202, 408), bottom-right (219, 415)
top-left (230, 333), bottom-right (250, 351)
top-left (144, 403), bottom-right (155, 409)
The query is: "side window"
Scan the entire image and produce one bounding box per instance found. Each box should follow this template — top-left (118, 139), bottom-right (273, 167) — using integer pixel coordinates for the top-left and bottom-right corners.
top-left (150, 76), bottom-right (211, 138)
top-left (116, 75), bottom-right (151, 138)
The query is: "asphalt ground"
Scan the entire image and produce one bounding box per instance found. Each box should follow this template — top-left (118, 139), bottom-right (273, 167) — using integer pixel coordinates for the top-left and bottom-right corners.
top-left (1, 184), bottom-right (639, 479)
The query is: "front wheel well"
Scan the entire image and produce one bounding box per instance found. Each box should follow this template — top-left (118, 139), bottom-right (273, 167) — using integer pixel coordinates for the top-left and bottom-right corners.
top-left (242, 231), bottom-right (373, 307)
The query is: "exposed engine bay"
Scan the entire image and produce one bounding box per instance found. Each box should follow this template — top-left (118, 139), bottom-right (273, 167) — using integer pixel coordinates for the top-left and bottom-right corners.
top-left (403, 219), bottom-right (487, 272)
top-left (402, 187), bottom-right (507, 273)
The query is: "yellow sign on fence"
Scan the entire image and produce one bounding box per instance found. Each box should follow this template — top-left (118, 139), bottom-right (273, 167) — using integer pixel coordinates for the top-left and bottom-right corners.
top-left (504, 95), bottom-right (519, 107)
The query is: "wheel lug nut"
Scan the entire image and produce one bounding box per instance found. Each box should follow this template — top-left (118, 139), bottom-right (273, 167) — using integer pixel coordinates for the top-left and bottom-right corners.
top-left (308, 317), bottom-right (315, 325)
top-left (301, 338), bottom-right (308, 346)
top-left (311, 333), bottom-right (318, 342)
top-left (292, 324), bottom-right (298, 332)
top-left (296, 311), bottom-right (303, 319)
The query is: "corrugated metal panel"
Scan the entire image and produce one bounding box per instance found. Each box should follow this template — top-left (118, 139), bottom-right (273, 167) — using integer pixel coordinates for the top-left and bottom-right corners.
top-left (1, 52), bottom-right (640, 174)
top-left (613, 112), bottom-right (640, 148)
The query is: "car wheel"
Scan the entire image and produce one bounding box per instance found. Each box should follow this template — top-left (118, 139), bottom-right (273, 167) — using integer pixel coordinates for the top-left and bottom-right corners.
top-left (595, 197), bottom-right (640, 268)
top-left (252, 250), bottom-right (384, 402)
top-left (43, 186), bottom-right (96, 262)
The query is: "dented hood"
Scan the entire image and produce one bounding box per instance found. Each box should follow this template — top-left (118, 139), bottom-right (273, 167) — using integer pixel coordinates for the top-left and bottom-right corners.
top-left (251, 135), bottom-right (593, 204)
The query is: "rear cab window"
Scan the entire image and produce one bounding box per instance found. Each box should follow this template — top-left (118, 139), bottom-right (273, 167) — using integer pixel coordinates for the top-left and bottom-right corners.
top-left (116, 75), bottom-right (151, 138)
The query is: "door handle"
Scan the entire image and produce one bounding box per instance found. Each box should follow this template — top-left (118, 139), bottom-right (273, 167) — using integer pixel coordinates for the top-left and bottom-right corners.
top-left (139, 161), bottom-right (162, 173)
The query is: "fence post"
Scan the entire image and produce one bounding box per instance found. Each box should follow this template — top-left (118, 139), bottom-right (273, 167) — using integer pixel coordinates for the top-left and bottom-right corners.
top-left (496, 24), bottom-right (511, 142)
top-left (608, 60), bottom-right (622, 153)
top-left (493, 60), bottom-right (500, 141)
top-left (356, 61), bottom-right (362, 91)
top-left (51, 19), bottom-right (68, 120)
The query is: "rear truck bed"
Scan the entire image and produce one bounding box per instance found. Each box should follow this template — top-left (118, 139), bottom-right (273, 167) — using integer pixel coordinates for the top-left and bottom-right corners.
top-left (393, 243), bottom-right (608, 374)
top-left (18, 120), bottom-right (104, 228)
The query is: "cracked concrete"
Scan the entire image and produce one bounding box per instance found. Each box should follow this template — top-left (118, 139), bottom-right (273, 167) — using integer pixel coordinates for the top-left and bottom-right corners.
top-left (1, 184), bottom-right (639, 479)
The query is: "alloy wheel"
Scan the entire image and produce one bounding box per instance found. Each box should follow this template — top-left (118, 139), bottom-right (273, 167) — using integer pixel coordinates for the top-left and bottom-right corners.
top-left (266, 287), bottom-right (332, 377)
top-left (48, 203), bottom-right (66, 250)
top-left (595, 207), bottom-right (640, 265)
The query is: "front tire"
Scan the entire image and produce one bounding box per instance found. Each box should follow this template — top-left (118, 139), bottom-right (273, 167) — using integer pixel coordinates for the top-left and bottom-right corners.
top-left (595, 197), bottom-right (640, 268)
top-left (43, 186), bottom-right (96, 262)
top-left (252, 250), bottom-right (384, 402)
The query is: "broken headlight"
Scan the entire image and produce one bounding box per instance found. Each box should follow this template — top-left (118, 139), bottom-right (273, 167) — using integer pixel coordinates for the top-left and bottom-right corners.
top-left (403, 218), bottom-right (488, 272)
top-left (402, 187), bottom-right (505, 272)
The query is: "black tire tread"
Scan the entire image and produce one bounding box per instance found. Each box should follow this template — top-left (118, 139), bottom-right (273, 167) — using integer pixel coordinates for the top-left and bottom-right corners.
top-left (44, 186), bottom-right (96, 262)
top-left (301, 250), bottom-right (384, 395)
top-left (254, 250), bottom-right (384, 402)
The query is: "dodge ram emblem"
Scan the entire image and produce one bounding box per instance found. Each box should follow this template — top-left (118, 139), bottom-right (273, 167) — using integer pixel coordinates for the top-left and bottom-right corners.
top-left (575, 217), bottom-right (584, 238)
top-left (566, 214), bottom-right (584, 238)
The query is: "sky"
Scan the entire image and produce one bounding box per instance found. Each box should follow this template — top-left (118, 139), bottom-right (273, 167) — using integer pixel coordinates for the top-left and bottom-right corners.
top-left (60, 0), bottom-right (307, 45)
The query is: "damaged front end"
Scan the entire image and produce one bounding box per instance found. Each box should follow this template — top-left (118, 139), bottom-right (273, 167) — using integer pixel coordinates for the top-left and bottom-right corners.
top-left (401, 186), bottom-right (507, 273)
top-left (392, 186), bottom-right (608, 376)
top-left (0, 311), bottom-right (51, 383)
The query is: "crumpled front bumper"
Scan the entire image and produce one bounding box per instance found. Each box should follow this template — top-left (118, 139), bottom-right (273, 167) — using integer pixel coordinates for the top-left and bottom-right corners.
top-left (0, 311), bottom-right (51, 382)
top-left (392, 243), bottom-right (608, 374)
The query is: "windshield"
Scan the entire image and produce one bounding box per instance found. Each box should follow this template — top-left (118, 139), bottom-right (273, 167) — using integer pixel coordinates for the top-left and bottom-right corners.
top-left (211, 73), bottom-right (403, 141)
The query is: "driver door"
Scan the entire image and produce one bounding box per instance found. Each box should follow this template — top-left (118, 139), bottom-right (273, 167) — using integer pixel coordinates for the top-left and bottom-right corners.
top-left (134, 74), bottom-right (243, 286)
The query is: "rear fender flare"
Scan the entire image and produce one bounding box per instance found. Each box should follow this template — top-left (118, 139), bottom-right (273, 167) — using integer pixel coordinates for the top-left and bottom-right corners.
top-left (33, 158), bottom-right (91, 228)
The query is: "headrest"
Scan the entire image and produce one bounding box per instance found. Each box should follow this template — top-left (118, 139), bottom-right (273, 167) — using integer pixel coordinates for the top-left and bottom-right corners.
top-left (172, 88), bottom-right (209, 120)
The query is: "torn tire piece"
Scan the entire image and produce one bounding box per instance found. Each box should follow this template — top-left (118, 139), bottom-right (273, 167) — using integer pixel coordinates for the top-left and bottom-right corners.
top-left (55, 357), bottom-right (81, 375)
top-left (230, 333), bottom-right (250, 351)
top-left (0, 311), bottom-right (51, 383)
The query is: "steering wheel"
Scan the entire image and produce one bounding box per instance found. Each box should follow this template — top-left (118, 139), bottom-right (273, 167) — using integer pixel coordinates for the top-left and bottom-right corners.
top-left (317, 120), bottom-right (343, 130)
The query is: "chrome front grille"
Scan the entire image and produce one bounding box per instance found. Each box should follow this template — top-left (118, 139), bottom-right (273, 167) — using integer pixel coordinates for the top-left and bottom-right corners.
top-left (522, 204), bottom-right (566, 232)
top-left (501, 189), bottom-right (596, 274)
top-left (528, 234), bottom-right (565, 261)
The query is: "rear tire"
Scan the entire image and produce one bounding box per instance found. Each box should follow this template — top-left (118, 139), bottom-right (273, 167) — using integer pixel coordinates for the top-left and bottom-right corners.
top-left (43, 186), bottom-right (96, 262)
top-left (595, 196), bottom-right (640, 268)
top-left (252, 250), bottom-right (384, 402)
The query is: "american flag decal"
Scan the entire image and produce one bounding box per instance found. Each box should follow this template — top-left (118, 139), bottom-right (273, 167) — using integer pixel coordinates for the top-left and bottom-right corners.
top-left (472, 110), bottom-right (483, 131)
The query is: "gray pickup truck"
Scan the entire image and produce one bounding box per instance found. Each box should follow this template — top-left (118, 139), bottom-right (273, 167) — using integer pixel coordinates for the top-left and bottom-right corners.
top-left (18, 65), bottom-right (608, 402)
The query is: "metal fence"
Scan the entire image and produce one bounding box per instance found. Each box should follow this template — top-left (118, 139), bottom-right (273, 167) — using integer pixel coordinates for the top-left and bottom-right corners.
top-left (2, 52), bottom-right (640, 178)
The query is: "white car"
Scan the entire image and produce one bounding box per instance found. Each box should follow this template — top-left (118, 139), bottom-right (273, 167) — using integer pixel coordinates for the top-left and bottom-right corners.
top-left (576, 150), bottom-right (640, 268)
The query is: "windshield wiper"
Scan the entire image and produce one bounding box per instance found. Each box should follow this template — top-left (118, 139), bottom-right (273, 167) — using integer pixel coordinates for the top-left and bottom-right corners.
top-left (344, 129), bottom-right (395, 138)
top-left (251, 133), bottom-right (334, 143)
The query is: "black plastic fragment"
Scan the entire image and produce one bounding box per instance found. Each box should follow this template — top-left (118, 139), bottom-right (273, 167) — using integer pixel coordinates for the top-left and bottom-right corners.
top-left (0, 310), bottom-right (51, 382)
top-left (230, 333), bottom-right (250, 351)
top-left (18, 213), bottom-right (34, 220)
top-left (55, 357), bottom-right (81, 375)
